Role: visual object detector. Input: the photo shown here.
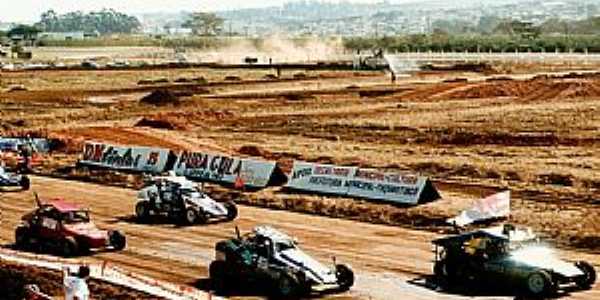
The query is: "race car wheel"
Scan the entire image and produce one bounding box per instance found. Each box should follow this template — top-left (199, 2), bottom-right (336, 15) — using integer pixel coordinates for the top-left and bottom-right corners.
top-left (61, 237), bottom-right (79, 257)
top-left (575, 261), bottom-right (596, 289)
top-left (209, 260), bottom-right (229, 294)
top-left (184, 208), bottom-right (198, 225)
top-left (20, 176), bottom-right (30, 190)
top-left (224, 202), bottom-right (238, 221)
top-left (433, 260), bottom-right (456, 287)
top-left (135, 201), bottom-right (150, 221)
top-left (15, 227), bottom-right (31, 249)
top-left (274, 274), bottom-right (300, 299)
top-left (526, 270), bottom-right (555, 297)
top-left (109, 231), bottom-right (127, 251)
top-left (336, 264), bottom-right (354, 291)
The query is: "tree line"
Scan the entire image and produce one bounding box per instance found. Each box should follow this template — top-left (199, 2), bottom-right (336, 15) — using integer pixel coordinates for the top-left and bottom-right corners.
top-left (36, 9), bottom-right (141, 34)
top-left (343, 34), bottom-right (600, 53)
top-left (344, 16), bottom-right (600, 53)
top-left (433, 16), bottom-right (600, 37)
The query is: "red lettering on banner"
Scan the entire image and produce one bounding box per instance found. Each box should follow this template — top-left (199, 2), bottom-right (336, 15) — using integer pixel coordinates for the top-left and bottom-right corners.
top-left (92, 144), bottom-right (104, 162)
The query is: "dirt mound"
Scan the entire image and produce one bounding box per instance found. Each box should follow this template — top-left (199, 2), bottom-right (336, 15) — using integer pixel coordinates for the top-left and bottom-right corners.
top-left (486, 76), bottom-right (514, 82)
top-left (442, 78), bottom-right (468, 83)
top-left (293, 73), bottom-right (307, 79)
top-left (134, 117), bottom-right (187, 130)
top-left (224, 75), bottom-right (241, 81)
top-left (421, 62), bottom-right (494, 73)
top-left (238, 145), bottom-right (273, 158)
top-left (447, 82), bottom-right (525, 99)
top-left (358, 89), bottom-right (396, 98)
top-left (139, 90), bottom-right (180, 106)
top-left (0, 260), bottom-right (154, 299)
top-left (537, 173), bottom-right (575, 186)
top-left (442, 79), bottom-right (600, 101)
top-left (281, 92), bottom-right (316, 101)
top-left (137, 79), bottom-right (153, 85)
top-left (52, 126), bottom-right (191, 152)
top-left (174, 77), bottom-right (192, 83)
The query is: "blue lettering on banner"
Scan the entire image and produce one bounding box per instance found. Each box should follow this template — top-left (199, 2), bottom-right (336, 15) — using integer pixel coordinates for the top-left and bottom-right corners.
top-left (292, 167), bottom-right (312, 179)
top-left (346, 180), bottom-right (419, 196)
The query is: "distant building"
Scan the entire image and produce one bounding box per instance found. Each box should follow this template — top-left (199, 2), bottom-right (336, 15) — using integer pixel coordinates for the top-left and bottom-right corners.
top-left (38, 31), bottom-right (99, 41)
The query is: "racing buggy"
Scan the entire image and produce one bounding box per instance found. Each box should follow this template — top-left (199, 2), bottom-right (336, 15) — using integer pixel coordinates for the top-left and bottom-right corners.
top-left (432, 224), bottom-right (596, 298)
top-left (135, 173), bottom-right (237, 225)
top-left (15, 196), bottom-right (126, 257)
top-left (0, 166), bottom-right (30, 190)
top-left (209, 226), bottom-right (354, 298)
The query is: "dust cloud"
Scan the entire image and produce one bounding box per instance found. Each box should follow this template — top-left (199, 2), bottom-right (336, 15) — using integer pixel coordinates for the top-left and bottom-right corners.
top-left (189, 35), bottom-right (346, 64)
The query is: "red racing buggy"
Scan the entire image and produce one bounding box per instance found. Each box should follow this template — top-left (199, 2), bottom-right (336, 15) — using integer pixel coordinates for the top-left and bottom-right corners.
top-left (15, 198), bottom-right (126, 257)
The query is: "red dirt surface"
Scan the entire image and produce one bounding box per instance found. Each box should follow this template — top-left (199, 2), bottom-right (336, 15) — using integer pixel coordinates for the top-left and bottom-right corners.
top-left (51, 126), bottom-right (191, 152)
top-left (0, 260), bottom-right (155, 300)
top-left (440, 78), bottom-right (600, 101)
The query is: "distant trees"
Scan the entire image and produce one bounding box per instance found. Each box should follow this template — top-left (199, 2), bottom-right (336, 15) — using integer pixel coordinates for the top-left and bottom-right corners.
top-left (7, 25), bottom-right (41, 40)
top-left (540, 16), bottom-right (600, 35)
top-left (182, 12), bottom-right (224, 36)
top-left (36, 9), bottom-right (141, 34)
top-left (343, 34), bottom-right (600, 53)
top-left (344, 15), bottom-right (600, 53)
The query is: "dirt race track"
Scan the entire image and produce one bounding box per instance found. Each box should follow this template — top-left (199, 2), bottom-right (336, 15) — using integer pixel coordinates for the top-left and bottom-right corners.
top-left (0, 176), bottom-right (598, 300)
top-left (2, 62), bottom-right (600, 299)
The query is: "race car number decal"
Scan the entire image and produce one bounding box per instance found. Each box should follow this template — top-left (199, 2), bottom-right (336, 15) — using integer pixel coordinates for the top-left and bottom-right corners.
top-left (42, 217), bottom-right (58, 230)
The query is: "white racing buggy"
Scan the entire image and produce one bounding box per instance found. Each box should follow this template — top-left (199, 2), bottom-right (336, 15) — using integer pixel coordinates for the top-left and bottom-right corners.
top-left (209, 226), bottom-right (354, 298)
top-left (0, 166), bottom-right (30, 191)
top-left (135, 173), bottom-right (237, 225)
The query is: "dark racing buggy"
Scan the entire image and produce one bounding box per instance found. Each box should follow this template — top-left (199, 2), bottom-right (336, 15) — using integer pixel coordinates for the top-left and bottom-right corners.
top-left (432, 224), bottom-right (596, 298)
top-left (209, 226), bottom-right (354, 298)
top-left (15, 196), bottom-right (126, 257)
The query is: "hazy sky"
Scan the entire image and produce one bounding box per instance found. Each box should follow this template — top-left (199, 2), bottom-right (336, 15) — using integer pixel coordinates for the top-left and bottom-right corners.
top-left (0, 0), bottom-right (398, 23)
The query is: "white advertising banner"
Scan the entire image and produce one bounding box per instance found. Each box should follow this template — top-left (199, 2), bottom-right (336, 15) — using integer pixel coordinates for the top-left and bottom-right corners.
top-left (346, 168), bottom-right (427, 205)
top-left (174, 151), bottom-right (276, 188)
top-left (80, 142), bottom-right (170, 173)
top-left (286, 161), bottom-right (356, 195)
top-left (286, 161), bottom-right (434, 205)
top-left (447, 191), bottom-right (511, 227)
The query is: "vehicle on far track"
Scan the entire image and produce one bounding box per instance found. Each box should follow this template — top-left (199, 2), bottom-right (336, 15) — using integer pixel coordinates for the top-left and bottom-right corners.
top-left (432, 224), bottom-right (596, 298)
top-left (0, 165), bottom-right (30, 190)
top-left (15, 195), bottom-right (126, 257)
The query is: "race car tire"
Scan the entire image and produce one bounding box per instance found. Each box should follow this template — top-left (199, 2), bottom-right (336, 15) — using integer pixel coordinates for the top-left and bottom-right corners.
top-left (209, 260), bottom-right (229, 294)
top-left (575, 261), bottom-right (596, 289)
top-left (135, 201), bottom-right (151, 221)
top-left (224, 202), bottom-right (238, 221)
top-left (15, 226), bottom-right (31, 249)
top-left (274, 273), bottom-right (301, 299)
top-left (109, 230), bottom-right (127, 251)
top-left (433, 259), bottom-right (457, 287)
top-left (61, 237), bottom-right (79, 257)
top-left (525, 270), bottom-right (556, 298)
top-left (184, 208), bottom-right (199, 225)
top-left (20, 176), bottom-right (30, 190)
top-left (336, 264), bottom-right (354, 291)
